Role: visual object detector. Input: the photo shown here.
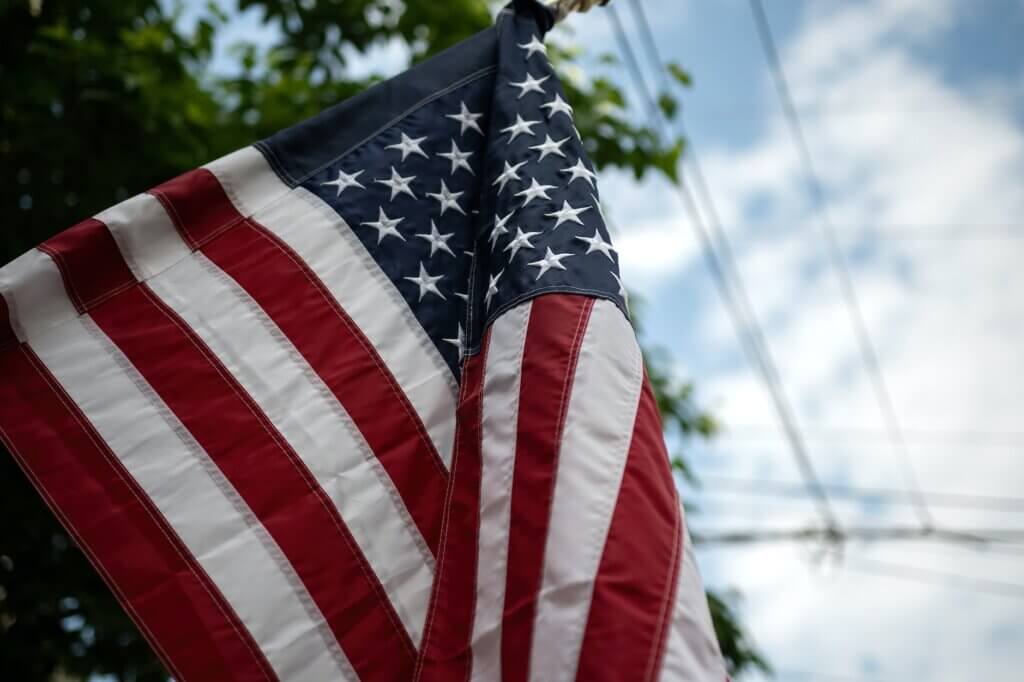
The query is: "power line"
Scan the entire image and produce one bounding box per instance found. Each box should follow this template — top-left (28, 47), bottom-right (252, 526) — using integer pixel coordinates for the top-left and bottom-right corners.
top-left (715, 424), bottom-right (1024, 447)
top-left (774, 668), bottom-right (897, 682)
top-left (690, 525), bottom-right (1024, 547)
top-left (618, 4), bottom-right (1024, 609)
top-left (846, 556), bottom-right (1024, 600)
top-left (746, 0), bottom-right (934, 530)
top-left (605, 3), bottom-right (841, 532)
top-left (687, 475), bottom-right (1024, 513)
top-left (624, 0), bottom-right (674, 97)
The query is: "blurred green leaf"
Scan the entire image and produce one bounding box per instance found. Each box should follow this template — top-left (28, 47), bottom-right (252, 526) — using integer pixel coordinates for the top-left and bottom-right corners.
top-left (668, 60), bottom-right (692, 87)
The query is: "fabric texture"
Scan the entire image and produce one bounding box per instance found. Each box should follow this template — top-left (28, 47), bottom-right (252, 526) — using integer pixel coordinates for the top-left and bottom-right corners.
top-left (0, 2), bottom-right (727, 679)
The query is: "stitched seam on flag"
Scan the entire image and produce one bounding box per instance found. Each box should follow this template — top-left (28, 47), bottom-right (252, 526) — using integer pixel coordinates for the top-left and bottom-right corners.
top-left (148, 188), bottom-right (199, 250)
top-left (0, 372), bottom-right (185, 682)
top-left (559, 306), bottom-right (644, 681)
top-left (192, 250), bottom-right (436, 568)
top-left (646, 511), bottom-right (683, 682)
top-left (244, 216), bottom-right (450, 481)
top-left (84, 313), bottom-right (357, 680)
top-left (257, 65), bottom-right (498, 188)
top-left (145, 167), bottom-right (454, 420)
top-left (0, 429), bottom-right (188, 682)
top-left (471, 300), bottom-right (532, 677)
top-left (0, 282), bottom-right (26, 346)
top-left (463, 224), bottom-right (484, 360)
top-left (35, 243), bottom-right (85, 312)
top-left (0, 282), bottom-right (24, 349)
top-left (524, 297), bottom-right (594, 682)
top-left (414, 331), bottom-right (492, 681)
top-left (37, 242), bottom-right (138, 314)
top-left (461, 322), bottom-right (495, 682)
top-left (137, 284), bottom-right (418, 660)
top-left (149, 187), bottom-right (251, 254)
top-left (416, 359), bottom-right (475, 679)
top-left (291, 185), bottom-right (460, 399)
top-left (203, 170), bottom-right (456, 407)
top-left (13, 345), bottom-right (276, 682)
top-left (104, 216), bottom-right (147, 282)
top-left (467, 287), bottom-right (629, 357)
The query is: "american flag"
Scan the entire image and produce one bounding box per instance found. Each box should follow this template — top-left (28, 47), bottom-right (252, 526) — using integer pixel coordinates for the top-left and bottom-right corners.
top-left (0, 2), bottom-right (726, 680)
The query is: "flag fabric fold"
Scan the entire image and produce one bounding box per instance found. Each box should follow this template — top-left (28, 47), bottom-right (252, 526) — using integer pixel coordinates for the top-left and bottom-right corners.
top-left (0, 1), bottom-right (726, 679)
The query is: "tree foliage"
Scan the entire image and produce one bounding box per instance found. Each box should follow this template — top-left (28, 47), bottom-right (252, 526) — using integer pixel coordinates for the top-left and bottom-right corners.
top-left (0, 0), bottom-right (764, 678)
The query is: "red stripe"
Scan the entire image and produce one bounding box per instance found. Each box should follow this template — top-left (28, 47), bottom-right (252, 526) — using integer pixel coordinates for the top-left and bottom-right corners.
top-left (0, 293), bottom-right (15, 348)
top-left (150, 169), bottom-right (240, 249)
top-left (38, 218), bottom-right (136, 312)
top-left (155, 168), bottom-right (446, 554)
top-left (89, 283), bottom-right (417, 679)
top-left (501, 295), bottom-right (594, 682)
top-left (576, 375), bottom-right (684, 681)
top-left (0, 345), bottom-right (275, 682)
top-left (416, 331), bottom-right (492, 682)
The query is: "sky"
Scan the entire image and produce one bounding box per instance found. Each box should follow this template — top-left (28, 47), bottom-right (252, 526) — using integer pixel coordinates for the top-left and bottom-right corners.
top-left (175, 1), bottom-right (1024, 679)
top-left (560, 1), bottom-right (1024, 680)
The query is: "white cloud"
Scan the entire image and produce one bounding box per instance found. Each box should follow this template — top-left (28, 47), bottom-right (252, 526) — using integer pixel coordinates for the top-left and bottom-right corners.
top-left (631, 0), bottom-right (1024, 678)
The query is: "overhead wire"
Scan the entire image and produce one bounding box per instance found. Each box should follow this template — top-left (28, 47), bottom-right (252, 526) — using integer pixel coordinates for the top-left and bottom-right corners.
top-left (687, 475), bottom-right (1024, 513)
top-left (846, 556), bottom-right (1024, 600)
top-left (607, 0), bottom-right (1024, 613)
top-left (604, 2), bottom-right (841, 533)
top-left (690, 525), bottom-right (1024, 547)
top-left (745, 0), bottom-right (934, 530)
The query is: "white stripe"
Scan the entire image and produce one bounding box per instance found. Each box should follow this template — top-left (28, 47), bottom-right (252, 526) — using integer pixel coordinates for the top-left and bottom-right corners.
top-left (204, 146), bottom-right (291, 220)
top-left (528, 299), bottom-right (645, 682)
top-left (204, 146), bottom-right (458, 468)
top-left (17, 290), bottom-right (352, 680)
top-left (0, 250), bottom-right (78, 342)
top-left (146, 250), bottom-right (434, 645)
top-left (470, 300), bottom-right (533, 681)
top-left (97, 193), bottom-right (192, 281)
top-left (658, 524), bottom-right (727, 682)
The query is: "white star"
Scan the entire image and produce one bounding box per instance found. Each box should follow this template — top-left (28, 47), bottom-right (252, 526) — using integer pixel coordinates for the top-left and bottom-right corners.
top-left (415, 220), bottom-right (455, 257)
top-left (375, 166), bottom-right (417, 201)
top-left (611, 272), bottom-right (629, 306)
top-left (575, 229), bottom-right (616, 261)
top-left (485, 270), bottom-right (503, 309)
top-left (528, 247), bottom-right (572, 280)
top-left (503, 227), bottom-right (540, 260)
top-left (438, 140), bottom-right (475, 176)
top-left (591, 192), bottom-right (609, 223)
top-left (489, 211), bottom-right (513, 250)
top-left (540, 93), bottom-right (573, 120)
top-left (546, 199), bottom-right (590, 228)
top-left (360, 207), bottom-right (405, 244)
top-left (426, 179), bottom-right (466, 215)
top-left (404, 262), bottom-right (446, 301)
top-left (446, 101), bottom-right (483, 136)
top-left (529, 134), bottom-right (570, 161)
top-left (515, 178), bottom-right (556, 207)
top-left (611, 271), bottom-right (626, 295)
top-left (560, 158), bottom-right (597, 188)
top-left (517, 35), bottom-right (547, 59)
top-left (500, 114), bottom-right (540, 144)
top-left (510, 72), bottom-right (549, 99)
top-left (385, 132), bottom-right (428, 161)
top-left (321, 169), bottom-right (364, 196)
top-left (492, 160), bottom-right (526, 194)
top-left (443, 323), bottom-right (465, 357)
top-left (454, 291), bottom-right (469, 302)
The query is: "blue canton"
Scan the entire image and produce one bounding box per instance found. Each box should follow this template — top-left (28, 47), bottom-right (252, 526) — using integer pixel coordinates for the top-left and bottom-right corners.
top-left (303, 3), bottom-right (625, 380)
